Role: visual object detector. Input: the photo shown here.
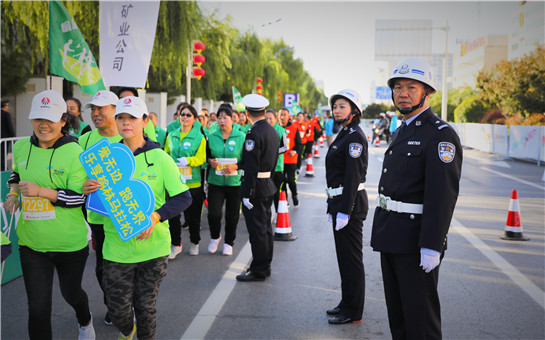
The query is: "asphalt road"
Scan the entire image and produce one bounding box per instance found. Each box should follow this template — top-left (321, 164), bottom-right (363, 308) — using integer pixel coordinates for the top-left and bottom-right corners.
top-left (2, 140), bottom-right (544, 340)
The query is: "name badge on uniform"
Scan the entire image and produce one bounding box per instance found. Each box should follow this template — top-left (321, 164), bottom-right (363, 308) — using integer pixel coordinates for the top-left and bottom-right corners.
top-left (245, 140), bottom-right (255, 151)
top-left (21, 196), bottom-right (56, 220)
top-left (179, 166), bottom-right (193, 180)
top-left (438, 142), bottom-right (455, 163)
top-left (349, 143), bottom-right (363, 158)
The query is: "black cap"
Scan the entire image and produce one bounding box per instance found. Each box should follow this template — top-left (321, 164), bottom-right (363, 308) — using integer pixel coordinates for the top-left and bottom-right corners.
top-left (1, 99), bottom-right (9, 106)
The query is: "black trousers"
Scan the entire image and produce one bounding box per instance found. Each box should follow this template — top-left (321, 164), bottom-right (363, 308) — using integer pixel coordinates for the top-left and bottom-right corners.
top-left (380, 252), bottom-right (442, 340)
top-left (242, 196), bottom-right (274, 278)
top-left (207, 184), bottom-right (241, 246)
top-left (169, 186), bottom-right (204, 246)
top-left (282, 163), bottom-right (298, 198)
top-left (272, 171), bottom-right (283, 211)
top-left (89, 222), bottom-right (107, 306)
top-left (303, 140), bottom-right (315, 157)
top-left (332, 212), bottom-right (365, 320)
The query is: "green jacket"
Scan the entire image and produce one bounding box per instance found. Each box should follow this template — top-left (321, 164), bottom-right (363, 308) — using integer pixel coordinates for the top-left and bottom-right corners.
top-left (207, 128), bottom-right (245, 186)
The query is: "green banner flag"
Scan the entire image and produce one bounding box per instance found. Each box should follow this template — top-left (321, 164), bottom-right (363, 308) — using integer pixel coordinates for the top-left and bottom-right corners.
top-left (291, 102), bottom-right (303, 115)
top-left (49, 0), bottom-right (105, 95)
top-left (232, 86), bottom-right (245, 111)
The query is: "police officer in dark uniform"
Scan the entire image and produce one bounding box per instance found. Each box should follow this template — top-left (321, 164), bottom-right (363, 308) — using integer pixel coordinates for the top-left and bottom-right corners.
top-left (325, 89), bottom-right (369, 324)
top-left (236, 94), bottom-right (279, 282)
top-left (371, 58), bottom-right (463, 339)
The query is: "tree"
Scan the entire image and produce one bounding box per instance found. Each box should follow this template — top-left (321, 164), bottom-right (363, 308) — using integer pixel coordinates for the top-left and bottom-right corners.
top-left (454, 96), bottom-right (490, 123)
top-left (363, 103), bottom-right (392, 118)
top-left (476, 45), bottom-right (545, 116)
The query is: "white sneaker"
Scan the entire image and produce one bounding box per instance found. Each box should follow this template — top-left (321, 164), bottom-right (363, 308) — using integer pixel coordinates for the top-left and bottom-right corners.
top-left (208, 236), bottom-right (222, 253)
top-left (189, 243), bottom-right (199, 256)
top-left (79, 314), bottom-right (96, 340)
top-left (223, 244), bottom-right (233, 256)
top-left (168, 245), bottom-right (182, 260)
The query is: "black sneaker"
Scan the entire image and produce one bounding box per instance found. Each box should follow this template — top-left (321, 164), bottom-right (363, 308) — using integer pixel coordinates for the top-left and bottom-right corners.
top-left (104, 313), bottom-right (113, 326)
top-left (181, 222), bottom-right (189, 229)
top-left (293, 195), bottom-right (299, 207)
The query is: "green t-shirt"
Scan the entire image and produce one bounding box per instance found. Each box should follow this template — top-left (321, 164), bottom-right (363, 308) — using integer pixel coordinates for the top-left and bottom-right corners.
top-left (102, 148), bottom-right (188, 263)
top-left (13, 138), bottom-right (88, 252)
top-left (145, 120), bottom-right (157, 142)
top-left (79, 130), bottom-right (121, 224)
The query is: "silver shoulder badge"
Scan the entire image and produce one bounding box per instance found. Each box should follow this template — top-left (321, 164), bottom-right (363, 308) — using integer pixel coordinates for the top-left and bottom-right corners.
top-left (349, 143), bottom-right (363, 158)
top-left (438, 142), bottom-right (455, 163)
top-left (245, 139), bottom-right (255, 151)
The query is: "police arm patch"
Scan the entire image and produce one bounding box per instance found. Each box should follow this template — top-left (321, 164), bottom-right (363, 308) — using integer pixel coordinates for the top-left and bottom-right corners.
top-left (438, 142), bottom-right (455, 163)
top-left (349, 143), bottom-right (363, 158)
top-left (245, 139), bottom-right (255, 151)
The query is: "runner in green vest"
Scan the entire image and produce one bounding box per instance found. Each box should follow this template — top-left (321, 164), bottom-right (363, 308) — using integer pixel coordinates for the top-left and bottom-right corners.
top-left (83, 96), bottom-right (191, 340)
top-left (4, 90), bottom-right (95, 339)
top-left (149, 112), bottom-right (167, 148)
top-left (66, 97), bottom-right (92, 137)
top-left (266, 109), bottom-right (288, 211)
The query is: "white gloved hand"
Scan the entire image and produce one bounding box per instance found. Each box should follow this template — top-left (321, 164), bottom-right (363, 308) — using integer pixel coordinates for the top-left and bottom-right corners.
top-left (327, 214), bottom-right (333, 223)
top-left (420, 248), bottom-right (441, 273)
top-left (242, 198), bottom-right (253, 210)
top-left (177, 157), bottom-right (188, 166)
top-left (335, 213), bottom-right (350, 231)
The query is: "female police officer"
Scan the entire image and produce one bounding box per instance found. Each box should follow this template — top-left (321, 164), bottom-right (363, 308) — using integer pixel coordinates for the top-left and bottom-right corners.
top-left (325, 89), bottom-right (368, 324)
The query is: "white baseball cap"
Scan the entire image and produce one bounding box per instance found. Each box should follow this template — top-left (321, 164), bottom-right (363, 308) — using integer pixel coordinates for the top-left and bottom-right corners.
top-left (114, 96), bottom-right (148, 118)
top-left (84, 90), bottom-right (119, 109)
top-left (29, 90), bottom-right (67, 123)
top-left (242, 94), bottom-right (269, 111)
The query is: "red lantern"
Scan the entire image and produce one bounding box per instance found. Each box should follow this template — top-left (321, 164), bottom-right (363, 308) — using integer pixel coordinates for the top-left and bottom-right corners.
top-left (256, 78), bottom-right (263, 83)
top-left (193, 54), bottom-right (206, 66)
top-left (193, 67), bottom-right (205, 80)
top-left (256, 85), bottom-right (263, 90)
top-left (193, 41), bottom-right (206, 53)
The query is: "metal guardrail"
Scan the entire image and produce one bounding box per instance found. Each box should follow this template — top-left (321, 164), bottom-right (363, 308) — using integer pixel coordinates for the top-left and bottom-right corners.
top-left (1, 137), bottom-right (28, 172)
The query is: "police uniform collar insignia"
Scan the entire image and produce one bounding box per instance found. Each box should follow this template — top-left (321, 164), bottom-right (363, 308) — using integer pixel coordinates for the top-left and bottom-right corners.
top-left (349, 127), bottom-right (356, 134)
top-left (245, 139), bottom-right (255, 151)
top-left (438, 142), bottom-right (455, 163)
top-left (416, 121), bottom-right (422, 126)
top-left (349, 143), bottom-right (363, 158)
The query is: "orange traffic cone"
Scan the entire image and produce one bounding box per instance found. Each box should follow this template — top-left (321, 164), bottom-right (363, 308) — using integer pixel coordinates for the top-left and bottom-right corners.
top-left (319, 136), bottom-right (325, 148)
top-left (367, 134), bottom-right (372, 143)
top-left (313, 144), bottom-right (320, 158)
top-left (274, 191), bottom-right (297, 241)
top-left (374, 135), bottom-right (380, 147)
top-left (501, 190), bottom-right (529, 241)
top-left (305, 154), bottom-right (314, 177)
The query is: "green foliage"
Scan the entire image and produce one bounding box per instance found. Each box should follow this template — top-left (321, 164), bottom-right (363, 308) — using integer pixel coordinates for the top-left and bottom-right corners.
top-left (0, 0), bottom-right (328, 110)
top-left (454, 96), bottom-right (489, 123)
top-left (429, 86), bottom-right (475, 122)
top-left (363, 103), bottom-right (393, 118)
top-left (476, 45), bottom-right (545, 117)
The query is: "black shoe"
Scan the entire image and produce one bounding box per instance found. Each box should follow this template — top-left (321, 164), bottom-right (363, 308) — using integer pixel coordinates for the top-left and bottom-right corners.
top-left (181, 222), bottom-right (189, 229)
top-left (236, 271), bottom-right (265, 282)
top-left (292, 195), bottom-right (299, 207)
top-left (328, 315), bottom-right (361, 324)
top-left (326, 307), bottom-right (341, 315)
top-left (104, 313), bottom-right (113, 326)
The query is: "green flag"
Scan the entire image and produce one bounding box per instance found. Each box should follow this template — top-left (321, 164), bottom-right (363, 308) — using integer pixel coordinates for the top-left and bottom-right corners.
top-left (291, 102), bottom-right (302, 115)
top-left (232, 86), bottom-right (245, 111)
top-left (49, 0), bottom-right (105, 95)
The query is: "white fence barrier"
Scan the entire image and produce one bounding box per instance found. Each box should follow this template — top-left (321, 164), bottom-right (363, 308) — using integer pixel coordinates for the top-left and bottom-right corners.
top-left (450, 123), bottom-right (544, 165)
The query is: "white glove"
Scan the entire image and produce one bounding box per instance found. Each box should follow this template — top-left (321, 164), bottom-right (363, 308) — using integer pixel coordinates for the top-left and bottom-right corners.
top-left (420, 248), bottom-right (441, 273)
top-left (177, 157), bottom-right (188, 166)
top-left (242, 198), bottom-right (253, 210)
top-left (335, 213), bottom-right (349, 231)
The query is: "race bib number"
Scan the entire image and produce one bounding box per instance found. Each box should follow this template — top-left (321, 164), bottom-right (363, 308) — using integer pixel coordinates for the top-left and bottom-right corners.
top-left (21, 196), bottom-right (56, 221)
top-left (179, 166), bottom-right (193, 180)
top-left (216, 158), bottom-right (238, 176)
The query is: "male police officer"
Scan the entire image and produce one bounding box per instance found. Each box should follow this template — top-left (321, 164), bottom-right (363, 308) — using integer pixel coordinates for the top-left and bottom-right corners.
top-left (371, 58), bottom-right (462, 339)
top-left (236, 94), bottom-right (279, 282)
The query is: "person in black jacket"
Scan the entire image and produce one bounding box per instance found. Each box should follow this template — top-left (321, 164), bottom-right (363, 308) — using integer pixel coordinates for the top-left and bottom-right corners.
top-left (325, 89), bottom-right (369, 324)
top-left (236, 94), bottom-right (279, 282)
top-left (371, 58), bottom-right (463, 340)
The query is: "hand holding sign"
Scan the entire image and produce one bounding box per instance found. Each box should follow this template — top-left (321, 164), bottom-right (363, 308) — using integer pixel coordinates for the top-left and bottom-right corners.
top-left (80, 138), bottom-right (155, 241)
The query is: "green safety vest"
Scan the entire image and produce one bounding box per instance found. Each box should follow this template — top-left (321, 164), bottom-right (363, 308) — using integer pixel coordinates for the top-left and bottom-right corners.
top-left (273, 123), bottom-right (285, 172)
top-left (155, 126), bottom-right (167, 148)
top-left (207, 128), bottom-right (245, 187)
top-left (166, 123), bottom-right (205, 185)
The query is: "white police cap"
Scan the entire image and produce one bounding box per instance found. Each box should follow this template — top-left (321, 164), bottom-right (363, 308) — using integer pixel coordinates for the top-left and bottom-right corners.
top-left (242, 94), bottom-right (269, 111)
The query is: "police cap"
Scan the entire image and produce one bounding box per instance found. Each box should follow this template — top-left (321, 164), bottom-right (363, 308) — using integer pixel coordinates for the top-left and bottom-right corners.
top-left (242, 94), bottom-right (269, 112)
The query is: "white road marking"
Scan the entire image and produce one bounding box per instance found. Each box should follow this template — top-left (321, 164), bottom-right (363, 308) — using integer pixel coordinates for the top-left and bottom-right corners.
top-left (181, 241), bottom-right (253, 340)
top-left (451, 218), bottom-right (545, 310)
top-left (479, 167), bottom-right (544, 190)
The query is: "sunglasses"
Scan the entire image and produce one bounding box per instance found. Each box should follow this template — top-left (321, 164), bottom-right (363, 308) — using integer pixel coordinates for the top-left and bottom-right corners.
top-left (180, 113), bottom-right (193, 118)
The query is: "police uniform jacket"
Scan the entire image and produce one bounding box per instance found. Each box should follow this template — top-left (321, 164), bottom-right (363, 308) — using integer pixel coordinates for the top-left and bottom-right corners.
top-left (325, 120), bottom-right (369, 218)
top-left (240, 119), bottom-right (279, 199)
top-left (370, 108), bottom-right (462, 254)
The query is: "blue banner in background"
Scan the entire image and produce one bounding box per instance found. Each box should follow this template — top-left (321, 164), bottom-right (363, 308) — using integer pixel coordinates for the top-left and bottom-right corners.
top-left (376, 86), bottom-right (392, 100)
top-left (80, 139), bottom-right (155, 241)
